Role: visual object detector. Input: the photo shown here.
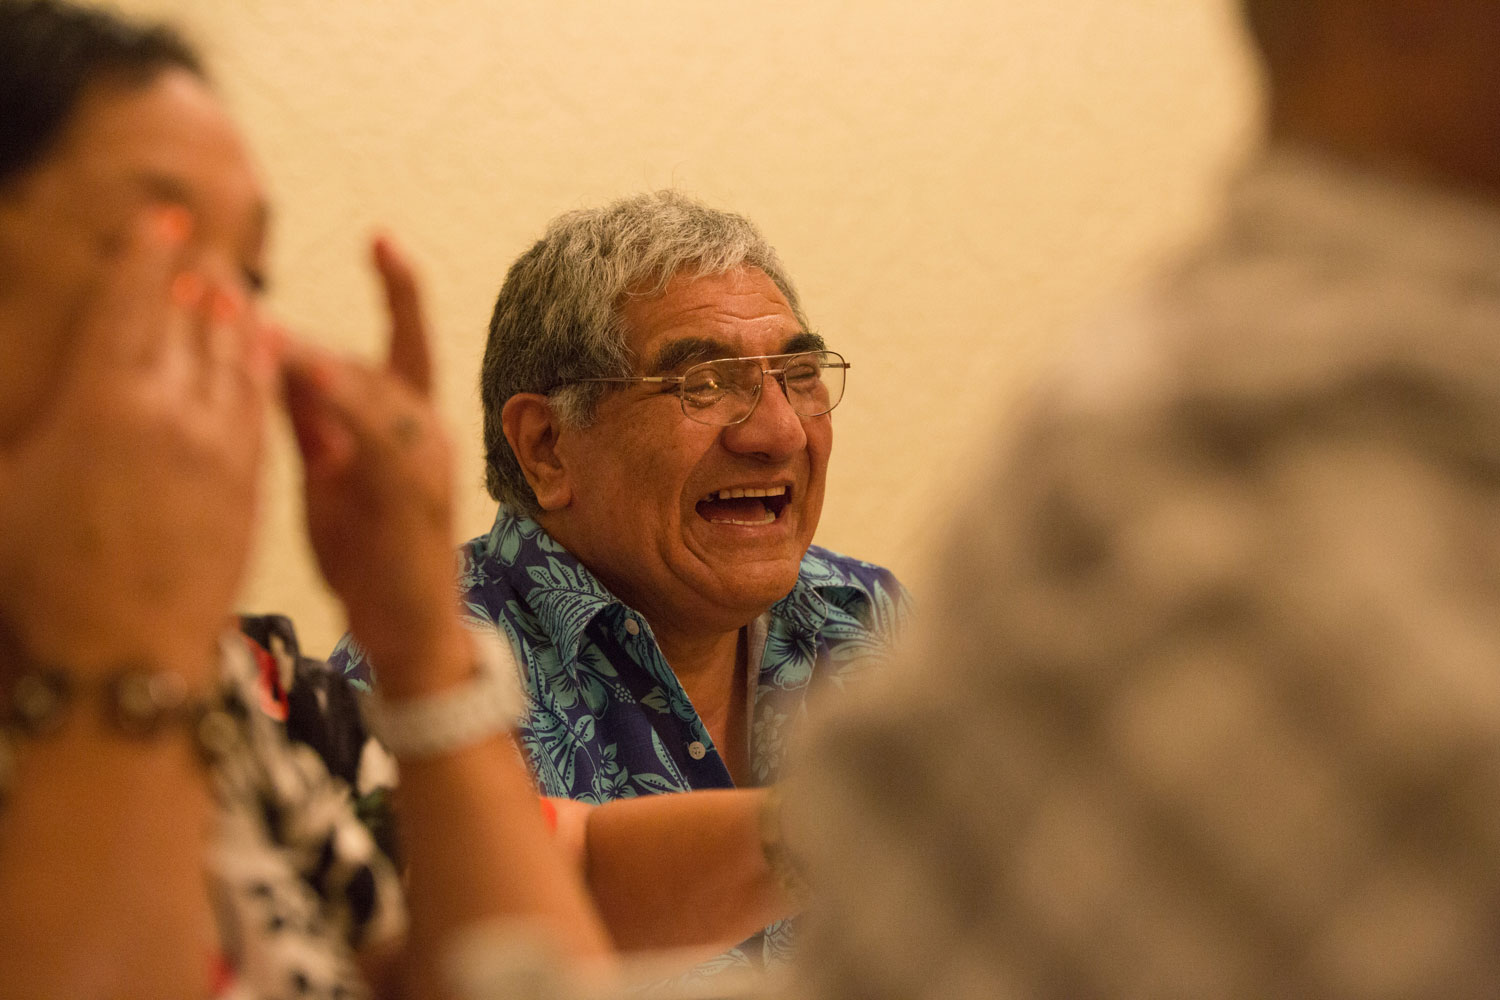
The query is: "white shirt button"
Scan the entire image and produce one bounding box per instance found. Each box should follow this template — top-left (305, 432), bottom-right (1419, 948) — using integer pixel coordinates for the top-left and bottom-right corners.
top-left (624, 618), bottom-right (640, 636)
top-left (687, 741), bottom-right (707, 760)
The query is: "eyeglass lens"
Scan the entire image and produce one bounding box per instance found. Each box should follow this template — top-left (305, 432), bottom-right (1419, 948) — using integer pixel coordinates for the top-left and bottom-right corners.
top-left (679, 351), bottom-right (845, 425)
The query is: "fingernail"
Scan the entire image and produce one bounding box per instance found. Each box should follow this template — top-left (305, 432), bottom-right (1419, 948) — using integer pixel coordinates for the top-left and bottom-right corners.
top-left (152, 205), bottom-right (193, 244)
top-left (171, 272), bottom-right (205, 307)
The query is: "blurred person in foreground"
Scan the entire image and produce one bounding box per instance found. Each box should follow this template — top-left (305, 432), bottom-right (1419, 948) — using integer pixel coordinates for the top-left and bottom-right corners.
top-left (782, 1), bottom-right (1500, 998)
top-left (0, 2), bottom-right (612, 997)
top-left (333, 193), bottom-right (911, 969)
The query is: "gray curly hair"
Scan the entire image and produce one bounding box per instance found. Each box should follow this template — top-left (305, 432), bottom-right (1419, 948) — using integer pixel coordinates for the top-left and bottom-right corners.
top-left (480, 189), bottom-right (809, 515)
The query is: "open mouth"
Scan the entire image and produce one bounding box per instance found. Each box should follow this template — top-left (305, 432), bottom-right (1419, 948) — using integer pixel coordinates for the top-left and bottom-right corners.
top-left (695, 485), bottom-right (793, 526)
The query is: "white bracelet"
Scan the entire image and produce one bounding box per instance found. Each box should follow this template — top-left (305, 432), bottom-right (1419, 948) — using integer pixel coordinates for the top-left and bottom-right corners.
top-left (360, 627), bottom-right (526, 760)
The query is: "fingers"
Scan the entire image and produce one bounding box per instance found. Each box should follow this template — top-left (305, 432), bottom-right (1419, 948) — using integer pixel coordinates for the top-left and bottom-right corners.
top-left (281, 332), bottom-right (452, 518)
top-left (283, 234), bottom-right (443, 489)
top-left (372, 235), bottom-right (434, 397)
top-left (199, 285), bottom-right (243, 390)
top-left (191, 274), bottom-right (280, 407)
top-left (282, 339), bottom-right (357, 477)
top-left (68, 206), bottom-right (276, 423)
top-left (69, 205), bottom-right (193, 379)
top-left (283, 335), bottom-right (429, 449)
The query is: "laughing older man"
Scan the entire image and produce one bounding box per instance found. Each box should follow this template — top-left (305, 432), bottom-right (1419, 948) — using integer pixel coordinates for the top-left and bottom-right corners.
top-left (334, 190), bottom-right (909, 965)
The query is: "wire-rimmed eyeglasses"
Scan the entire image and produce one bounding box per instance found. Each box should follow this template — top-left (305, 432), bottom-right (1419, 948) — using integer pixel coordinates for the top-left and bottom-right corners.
top-left (565, 350), bottom-right (850, 426)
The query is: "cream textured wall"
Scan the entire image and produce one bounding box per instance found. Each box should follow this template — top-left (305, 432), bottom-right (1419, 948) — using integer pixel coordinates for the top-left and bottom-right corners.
top-left (117, 0), bottom-right (1261, 657)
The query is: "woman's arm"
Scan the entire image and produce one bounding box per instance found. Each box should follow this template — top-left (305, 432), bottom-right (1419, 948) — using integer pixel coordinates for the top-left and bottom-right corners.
top-left (283, 236), bottom-right (611, 998)
top-left (582, 788), bottom-right (793, 954)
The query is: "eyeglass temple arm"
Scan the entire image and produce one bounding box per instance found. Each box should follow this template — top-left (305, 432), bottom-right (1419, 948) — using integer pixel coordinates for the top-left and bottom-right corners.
top-left (570, 357), bottom-right (848, 386)
top-left (572, 375), bottom-right (683, 384)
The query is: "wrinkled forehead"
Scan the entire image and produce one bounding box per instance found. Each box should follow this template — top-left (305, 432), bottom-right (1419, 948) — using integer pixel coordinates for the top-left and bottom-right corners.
top-left (621, 266), bottom-right (815, 372)
top-left (644, 332), bottom-right (828, 376)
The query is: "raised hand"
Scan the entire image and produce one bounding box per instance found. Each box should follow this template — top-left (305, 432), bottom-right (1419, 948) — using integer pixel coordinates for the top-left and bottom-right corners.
top-left (282, 236), bottom-right (465, 691)
top-left (283, 237), bottom-right (620, 995)
top-left (0, 206), bottom-right (277, 680)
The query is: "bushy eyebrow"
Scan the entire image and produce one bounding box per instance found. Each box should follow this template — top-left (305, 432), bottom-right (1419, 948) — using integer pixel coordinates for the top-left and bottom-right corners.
top-left (646, 337), bottom-right (735, 375)
top-left (645, 331), bottom-right (827, 374)
top-left (783, 330), bottom-right (827, 355)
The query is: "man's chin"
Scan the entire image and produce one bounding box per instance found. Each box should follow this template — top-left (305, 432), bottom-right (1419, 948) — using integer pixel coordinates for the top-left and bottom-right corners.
top-left (682, 516), bottom-right (813, 606)
top-left (700, 557), bottom-right (804, 615)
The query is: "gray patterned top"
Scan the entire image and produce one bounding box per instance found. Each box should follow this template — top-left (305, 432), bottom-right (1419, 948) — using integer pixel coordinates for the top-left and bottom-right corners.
top-left (786, 148), bottom-right (1500, 1000)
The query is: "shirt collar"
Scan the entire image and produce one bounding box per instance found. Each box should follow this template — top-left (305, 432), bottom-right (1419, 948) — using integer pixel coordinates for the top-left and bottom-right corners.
top-left (482, 511), bottom-right (873, 661)
top-left (478, 510), bottom-right (620, 669)
top-left (772, 545), bottom-right (878, 637)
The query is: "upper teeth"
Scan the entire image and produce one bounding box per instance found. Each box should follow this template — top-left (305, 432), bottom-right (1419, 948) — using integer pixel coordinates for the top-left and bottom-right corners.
top-left (709, 486), bottom-right (787, 500)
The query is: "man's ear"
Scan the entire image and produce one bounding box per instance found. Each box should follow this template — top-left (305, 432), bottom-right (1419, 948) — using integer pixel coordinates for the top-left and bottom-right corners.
top-left (501, 393), bottom-right (572, 511)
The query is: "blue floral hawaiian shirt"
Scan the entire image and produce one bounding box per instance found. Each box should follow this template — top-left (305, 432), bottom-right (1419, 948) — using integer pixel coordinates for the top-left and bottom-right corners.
top-left (330, 509), bottom-right (911, 970)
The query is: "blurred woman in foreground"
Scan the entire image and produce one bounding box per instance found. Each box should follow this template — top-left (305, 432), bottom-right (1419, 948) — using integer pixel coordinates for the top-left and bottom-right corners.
top-left (0, 2), bottom-right (609, 996)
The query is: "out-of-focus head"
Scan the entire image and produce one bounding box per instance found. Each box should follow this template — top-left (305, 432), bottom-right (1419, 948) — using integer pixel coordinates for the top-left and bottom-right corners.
top-left (0, 0), bottom-right (266, 439)
top-left (0, 0), bottom-right (203, 185)
top-left (1239, 0), bottom-right (1500, 195)
top-left (480, 189), bottom-right (809, 515)
top-left (1238, 0), bottom-right (1313, 83)
top-left (485, 192), bottom-right (834, 634)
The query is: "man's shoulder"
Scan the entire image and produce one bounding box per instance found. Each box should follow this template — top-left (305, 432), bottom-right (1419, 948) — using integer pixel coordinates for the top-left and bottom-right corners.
top-left (457, 511), bottom-right (586, 594)
top-left (795, 545), bottom-right (911, 632)
top-left (456, 530), bottom-right (525, 598)
top-left (800, 544), bottom-right (902, 591)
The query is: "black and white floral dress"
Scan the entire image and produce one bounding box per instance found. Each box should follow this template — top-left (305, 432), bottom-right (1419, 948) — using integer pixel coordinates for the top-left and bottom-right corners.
top-left (208, 624), bottom-right (404, 1000)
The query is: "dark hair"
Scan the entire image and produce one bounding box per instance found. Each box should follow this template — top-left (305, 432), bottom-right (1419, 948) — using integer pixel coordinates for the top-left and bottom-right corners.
top-left (0, 0), bottom-right (204, 185)
top-left (1239, 0), bottom-right (1317, 78)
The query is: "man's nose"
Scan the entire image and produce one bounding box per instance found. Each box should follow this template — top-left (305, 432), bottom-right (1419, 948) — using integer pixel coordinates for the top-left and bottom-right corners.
top-left (721, 369), bottom-right (807, 459)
